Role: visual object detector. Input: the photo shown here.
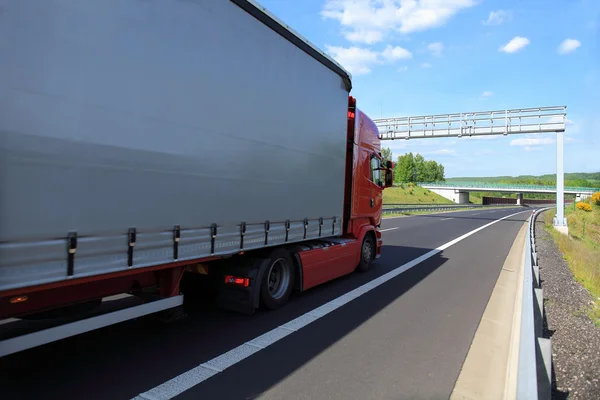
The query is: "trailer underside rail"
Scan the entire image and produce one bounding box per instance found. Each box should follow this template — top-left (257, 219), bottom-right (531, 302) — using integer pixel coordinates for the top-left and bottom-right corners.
top-left (0, 294), bottom-right (183, 357)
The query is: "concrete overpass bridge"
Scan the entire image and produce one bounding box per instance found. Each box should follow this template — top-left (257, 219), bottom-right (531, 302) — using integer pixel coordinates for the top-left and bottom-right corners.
top-left (419, 182), bottom-right (598, 204)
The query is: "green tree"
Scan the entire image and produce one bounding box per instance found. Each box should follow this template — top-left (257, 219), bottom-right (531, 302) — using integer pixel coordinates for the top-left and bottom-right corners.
top-left (435, 163), bottom-right (445, 181)
top-left (395, 152), bottom-right (415, 183)
top-left (413, 153), bottom-right (425, 182)
top-left (381, 147), bottom-right (393, 164)
top-left (422, 160), bottom-right (438, 182)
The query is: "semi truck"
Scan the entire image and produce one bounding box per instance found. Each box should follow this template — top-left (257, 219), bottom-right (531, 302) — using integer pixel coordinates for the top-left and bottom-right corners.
top-left (0, 0), bottom-right (393, 357)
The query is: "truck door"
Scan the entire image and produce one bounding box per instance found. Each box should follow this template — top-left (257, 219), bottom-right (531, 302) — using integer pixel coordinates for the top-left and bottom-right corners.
top-left (369, 154), bottom-right (383, 220)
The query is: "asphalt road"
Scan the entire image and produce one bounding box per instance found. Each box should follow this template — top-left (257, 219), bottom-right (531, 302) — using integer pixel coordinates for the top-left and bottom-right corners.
top-left (0, 207), bottom-right (531, 400)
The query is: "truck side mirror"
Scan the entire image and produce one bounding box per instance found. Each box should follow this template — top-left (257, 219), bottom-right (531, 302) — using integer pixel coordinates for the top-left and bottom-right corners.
top-left (384, 162), bottom-right (394, 188)
top-left (385, 171), bottom-right (393, 188)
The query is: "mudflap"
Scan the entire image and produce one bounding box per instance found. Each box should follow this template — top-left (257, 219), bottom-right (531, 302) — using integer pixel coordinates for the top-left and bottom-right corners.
top-left (213, 256), bottom-right (269, 315)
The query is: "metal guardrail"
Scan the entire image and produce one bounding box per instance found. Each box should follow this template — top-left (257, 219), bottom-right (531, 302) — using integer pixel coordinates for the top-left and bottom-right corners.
top-left (381, 203), bottom-right (530, 214)
top-left (516, 208), bottom-right (552, 400)
top-left (417, 182), bottom-right (599, 193)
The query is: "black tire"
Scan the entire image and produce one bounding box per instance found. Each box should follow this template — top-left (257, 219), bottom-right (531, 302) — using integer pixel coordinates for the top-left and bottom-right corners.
top-left (357, 233), bottom-right (375, 272)
top-left (260, 249), bottom-right (295, 310)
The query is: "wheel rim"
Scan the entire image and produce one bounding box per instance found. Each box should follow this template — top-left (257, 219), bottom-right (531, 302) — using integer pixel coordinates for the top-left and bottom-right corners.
top-left (267, 258), bottom-right (291, 300)
top-left (362, 239), bottom-right (373, 263)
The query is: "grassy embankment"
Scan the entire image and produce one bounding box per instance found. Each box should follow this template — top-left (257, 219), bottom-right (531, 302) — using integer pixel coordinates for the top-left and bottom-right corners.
top-left (383, 184), bottom-right (454, 205)
top-left (543, 197), bottom-right (600, 326)
top-left (383, 184), bottom-right (471, 218)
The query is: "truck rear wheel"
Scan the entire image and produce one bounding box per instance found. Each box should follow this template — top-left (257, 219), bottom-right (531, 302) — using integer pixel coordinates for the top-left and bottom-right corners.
top-left (260, 249), bottom-right (295, 310)
top-left (357, 233), bottom-right (375, 272)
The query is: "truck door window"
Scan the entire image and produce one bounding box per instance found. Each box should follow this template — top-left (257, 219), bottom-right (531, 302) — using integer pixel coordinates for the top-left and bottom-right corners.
top-left (370, 155), bottom-right (381, 186)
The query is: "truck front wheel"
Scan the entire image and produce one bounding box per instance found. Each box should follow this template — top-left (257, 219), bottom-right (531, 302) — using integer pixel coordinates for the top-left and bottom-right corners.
top-left (357, 233), bottom-right (375, 272)
top-left (260, 249), bottom-right (295, 310)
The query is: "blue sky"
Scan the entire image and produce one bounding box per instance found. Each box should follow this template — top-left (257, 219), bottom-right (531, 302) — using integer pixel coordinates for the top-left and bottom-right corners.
top-left (257, 0), bottom-right (599, 178)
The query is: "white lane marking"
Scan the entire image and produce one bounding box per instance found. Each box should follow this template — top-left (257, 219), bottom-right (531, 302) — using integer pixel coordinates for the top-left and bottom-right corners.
top-left (440, 217), bottom-right (454, 221)
top-left (132, 210), bottom-right (530, 400)
top-left (380, 227), bottom-right (399, 232)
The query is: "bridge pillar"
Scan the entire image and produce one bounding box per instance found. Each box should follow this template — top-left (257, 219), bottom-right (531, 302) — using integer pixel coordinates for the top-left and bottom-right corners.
top-left (455, 191), bottom-right (469, 204)
top-left (516, 193), bottom-right (523, 205)
top-left (429, 188), bottom-right (469, 204)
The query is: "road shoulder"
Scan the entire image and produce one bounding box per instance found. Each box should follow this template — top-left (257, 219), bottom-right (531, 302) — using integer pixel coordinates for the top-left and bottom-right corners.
top-left (450, 221), bottom-right (528, 400)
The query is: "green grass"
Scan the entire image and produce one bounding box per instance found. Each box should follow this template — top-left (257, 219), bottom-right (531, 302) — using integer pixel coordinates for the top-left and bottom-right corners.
top-left (543, 201), bottom-right (600, 327)
top-left (383, 184), bottom-right (455, 205)
top-left (469, 193), bottom-right (483, 204)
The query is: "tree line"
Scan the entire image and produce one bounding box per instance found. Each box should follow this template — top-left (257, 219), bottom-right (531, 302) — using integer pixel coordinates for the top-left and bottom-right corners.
top-left (381, 148), bottom-right (445, 183)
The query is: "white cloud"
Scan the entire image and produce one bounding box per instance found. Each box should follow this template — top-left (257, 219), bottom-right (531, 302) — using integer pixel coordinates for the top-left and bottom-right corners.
top-left (483, 10), bottom-right (508, 26)
top-left (499, 36), bottom-right (530, 53)
top-left (524, 146), bottom-right (543, 152)
top-left (480, 91), bottom-right (493, 99)
top-left (325, 44), bottom-right (411, 75)
top-left (427, 42), bottom-right (444, 57)
top-left (398, 65), bottom-right (409, 72)
top-left (344, 29), bottom-right (384, 44)
top-left (557, 38), bottom-right (581, 55)
top-left (510, 137), bottom-right (554, 146)
top-left (381, 45), bottom-right (413, 61)
top-left (321, 0), bottom-right (477, 44)
top-left (421, 62), bottom-right (432, 68)
top-left (324, 45), bottom-right (379, 75)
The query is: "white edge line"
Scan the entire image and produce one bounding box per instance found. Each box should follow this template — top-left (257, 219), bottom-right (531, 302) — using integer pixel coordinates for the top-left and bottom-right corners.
top-left (382, 207), bottom-right (522, 220)
top-left (380, 227), bottom-right (399, 232)
top-left (134, 209), bottom-right (530, 400)
top-left (440, 217), bottom-right (454, 221)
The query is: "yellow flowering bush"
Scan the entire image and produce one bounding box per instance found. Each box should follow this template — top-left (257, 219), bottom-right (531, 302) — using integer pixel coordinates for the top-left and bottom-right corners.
top-left (576, 202), bottom-right (592, 212)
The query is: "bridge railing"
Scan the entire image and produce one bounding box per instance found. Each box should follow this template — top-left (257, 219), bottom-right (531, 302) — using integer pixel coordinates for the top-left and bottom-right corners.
top-left (416, 182), bottom-right (599, 193)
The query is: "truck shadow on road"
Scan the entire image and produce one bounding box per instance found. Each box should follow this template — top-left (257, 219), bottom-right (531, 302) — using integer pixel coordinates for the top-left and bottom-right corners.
top-left (0, 244), bottom-right (448, 400)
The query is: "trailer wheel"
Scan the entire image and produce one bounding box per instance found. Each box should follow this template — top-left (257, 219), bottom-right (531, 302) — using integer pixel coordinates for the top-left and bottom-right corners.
top-left (357, 233), bottom-right (375, 272)
top-left (260, 249), bottom-right (295, 310)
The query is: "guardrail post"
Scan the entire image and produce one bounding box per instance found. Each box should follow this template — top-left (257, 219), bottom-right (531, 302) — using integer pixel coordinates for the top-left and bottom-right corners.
top-left (537, 338), bottom-right (552, 400)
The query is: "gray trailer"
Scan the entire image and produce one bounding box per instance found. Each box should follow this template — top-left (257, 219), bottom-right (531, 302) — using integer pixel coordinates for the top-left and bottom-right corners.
top-left (0, 0), bottom-right (380, 357)
top-left (0, 0), bottom-right (352, 293)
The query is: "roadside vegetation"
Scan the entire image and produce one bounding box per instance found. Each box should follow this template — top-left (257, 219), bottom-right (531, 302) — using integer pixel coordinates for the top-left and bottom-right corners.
top-left (544, 193), bottom-right (600, 326)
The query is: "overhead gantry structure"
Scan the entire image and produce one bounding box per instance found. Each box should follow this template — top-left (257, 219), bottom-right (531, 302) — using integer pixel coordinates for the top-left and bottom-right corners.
top-left (374, 106), bottom-right (569, 232)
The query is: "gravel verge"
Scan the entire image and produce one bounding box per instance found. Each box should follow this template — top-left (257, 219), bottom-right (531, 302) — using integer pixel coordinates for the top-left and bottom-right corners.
top-left (535, 211), bottom-right (600, 400)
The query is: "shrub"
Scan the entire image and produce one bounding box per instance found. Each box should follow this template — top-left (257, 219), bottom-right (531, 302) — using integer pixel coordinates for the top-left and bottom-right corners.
top-left (576, 202), bottom-right (592, 212)
top-left (592, 192), bottom-right (600, 206)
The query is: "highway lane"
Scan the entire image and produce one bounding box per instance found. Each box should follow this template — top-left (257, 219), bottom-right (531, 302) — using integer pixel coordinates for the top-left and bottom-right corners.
top-left (0, 207), bottom-right (530, 400)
